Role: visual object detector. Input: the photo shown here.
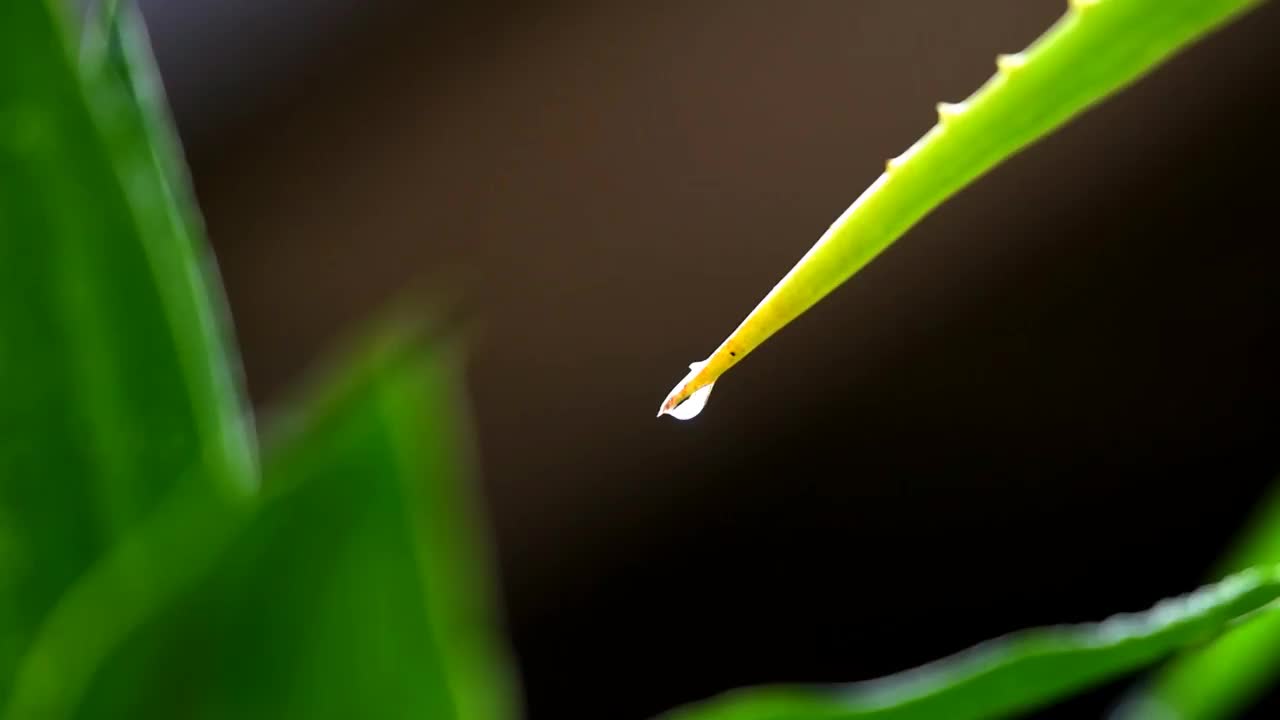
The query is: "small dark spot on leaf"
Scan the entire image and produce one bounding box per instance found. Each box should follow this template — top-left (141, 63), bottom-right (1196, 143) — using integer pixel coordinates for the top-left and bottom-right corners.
top-left (730, 351), bottom-right (736, 357)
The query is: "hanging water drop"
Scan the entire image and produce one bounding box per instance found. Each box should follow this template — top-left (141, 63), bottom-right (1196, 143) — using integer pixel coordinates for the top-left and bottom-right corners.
top-left (657, 361), bottom-right (715, 420)
top-left (666, 381), bottom-right (714, 420)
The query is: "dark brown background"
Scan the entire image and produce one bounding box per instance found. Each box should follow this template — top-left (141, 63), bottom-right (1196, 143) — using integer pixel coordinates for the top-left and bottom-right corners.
top-left (137, 1), bottom-right (1280, 717)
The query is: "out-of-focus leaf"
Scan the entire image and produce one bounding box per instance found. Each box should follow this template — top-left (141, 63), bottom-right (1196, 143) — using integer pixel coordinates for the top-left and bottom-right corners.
top-left (0, 0), bottom-right (256, 713)
top-left (79, 321), bottom-right (521, 720)
top-left (1110, 475), bottom-right (1280, 720)
top-left (657, 565), bottom-right (1280, 720)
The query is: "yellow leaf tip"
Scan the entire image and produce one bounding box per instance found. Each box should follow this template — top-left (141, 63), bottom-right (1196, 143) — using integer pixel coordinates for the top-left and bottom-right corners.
top-left (658, 360), bottom-right (714, 420)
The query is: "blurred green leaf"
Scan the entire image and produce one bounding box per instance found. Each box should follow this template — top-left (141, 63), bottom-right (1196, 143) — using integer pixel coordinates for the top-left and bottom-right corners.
top-left (1111, 476), bottom-right (1280, 720)
top-left (78, 321), bottom-right (520, 720)
top-left (658, 565), bottom-right (1280, 720)
top-left (0, 0), bottom-right (256, 712)
top-left (3, 2), bottom-right (517, 717)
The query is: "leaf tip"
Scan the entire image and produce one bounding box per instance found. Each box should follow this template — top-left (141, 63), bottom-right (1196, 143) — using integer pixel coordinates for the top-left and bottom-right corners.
top-left (658, 361), bottom-right (714, 420)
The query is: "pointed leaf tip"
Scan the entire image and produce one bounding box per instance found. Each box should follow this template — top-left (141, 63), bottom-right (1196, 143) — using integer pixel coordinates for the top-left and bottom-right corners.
top-left (658, 360), bottom-right (714, 420)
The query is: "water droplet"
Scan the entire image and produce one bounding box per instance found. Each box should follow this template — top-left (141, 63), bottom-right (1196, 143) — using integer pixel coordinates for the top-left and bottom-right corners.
top-left (668, 381), bottom-right (714, 420)
top-left (658, 360), bottom-right (715, 420)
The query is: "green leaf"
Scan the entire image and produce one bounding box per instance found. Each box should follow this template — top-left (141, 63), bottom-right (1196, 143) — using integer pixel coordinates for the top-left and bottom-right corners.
top-left (1110, 476), bottom-right (1280, 720)
top-left (77, 320), bottom-right (520, 720)
top-left (657, 0), bottom-right (1265, 420)
top-left (0, 0), bottom-right (256, 710)
top-left (657, 565), bottom-right (1280, 720)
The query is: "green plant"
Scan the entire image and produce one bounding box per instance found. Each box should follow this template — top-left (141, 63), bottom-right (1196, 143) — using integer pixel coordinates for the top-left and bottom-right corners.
top-left (1111, 478), bottom-right (1280, 720)
top-left (657, 0), bottom-right (1263, 420)
top-left (2, 1), bottom-right (1277, 719)
top-left (659, 565), bottom-right (1280, 720)
top-left (1, 2), bottom-right (514, 719)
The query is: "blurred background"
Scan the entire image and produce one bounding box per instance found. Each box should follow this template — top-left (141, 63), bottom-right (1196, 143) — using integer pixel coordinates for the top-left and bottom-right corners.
top-left (129, 0), bottom-right (1280, 717)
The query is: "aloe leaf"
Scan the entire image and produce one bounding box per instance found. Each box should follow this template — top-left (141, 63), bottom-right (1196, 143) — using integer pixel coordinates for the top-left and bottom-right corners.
top-left (658, 565), bottom-right (1280, 720)
top-left (657, 0), bottom-right (1265, 420)
top-left (0, 0), bottom-right (256, 708)
top-left (76, 321), bottom-right (520, 720)
top-left (1109, 476), bottom-right (1280, 720)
